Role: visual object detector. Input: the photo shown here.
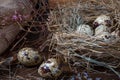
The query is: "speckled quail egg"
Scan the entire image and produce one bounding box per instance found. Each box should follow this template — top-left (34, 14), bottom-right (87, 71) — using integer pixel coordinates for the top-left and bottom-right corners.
top-left (38, 58), bottom-right (62, 78)
top-left (95, 25), bottom-right (110, 35)
top-left (96, 32), bottom-right (114, 43)
top-left (76, 24), bottom-right (93, 36)
top-left (17, 47), bottom-right (42, 66)
top-left (93, 15), bottom-right (111, 28)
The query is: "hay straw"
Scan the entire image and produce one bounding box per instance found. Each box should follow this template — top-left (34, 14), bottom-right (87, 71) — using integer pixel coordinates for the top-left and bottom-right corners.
top-left (47, 0), bottom-right (120, 78)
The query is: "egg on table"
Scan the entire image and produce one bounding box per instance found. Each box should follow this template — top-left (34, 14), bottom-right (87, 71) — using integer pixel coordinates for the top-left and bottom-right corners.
top-left (17, 47), bottom-right (42, 66)
top-left (95, 25), bottom-right (110, 35)
top-left (93, 15), bottom-right (111, 28)
top-left (76, 24), bottom-right (93, 36)
top-left (38, 58), bottom-right (62, 78)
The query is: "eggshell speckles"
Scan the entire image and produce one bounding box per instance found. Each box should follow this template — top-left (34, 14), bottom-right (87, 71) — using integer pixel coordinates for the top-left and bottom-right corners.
top-left (93, 15), bottom-right (111, 28)
top-left (17, 47), bottom-right (42, 66)
top-left (96, 32), bottom-right (114, 43)
top-left (38, 58), bottom-right (62, 78)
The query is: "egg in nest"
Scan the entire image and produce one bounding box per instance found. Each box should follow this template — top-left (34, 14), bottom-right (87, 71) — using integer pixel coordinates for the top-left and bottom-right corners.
top-left (17, 47), bottom-right (42, 66)
top-left (93, 15), bottom-right (111, 28)
top-left (95, 25), bottom-right (110, 35)
top-left (38, 58), bottom-right (62, 78)
top-left (96, 32), bottom-right (115, 43)
top-left (76, 24), bottom-right (93, 36)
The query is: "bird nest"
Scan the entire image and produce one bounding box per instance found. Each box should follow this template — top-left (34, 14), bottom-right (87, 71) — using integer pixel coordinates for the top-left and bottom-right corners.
top-left (47, 0), bottom-right (120, 79)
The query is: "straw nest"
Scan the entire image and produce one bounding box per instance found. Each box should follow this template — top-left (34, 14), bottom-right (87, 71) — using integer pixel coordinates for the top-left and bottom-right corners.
top-left (47, 0), bottom-right (120, 78)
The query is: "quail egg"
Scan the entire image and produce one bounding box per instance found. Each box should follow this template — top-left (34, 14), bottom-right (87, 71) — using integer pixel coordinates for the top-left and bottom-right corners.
top-left (76, 24), bottom-right (93, 36)
top-left (96, 32), bottom-right (113, 43)
top-left (95, 25), bottom-right (110, 35)
top-left (38, 58), bottom-right (62, 78)
top-left (17, 47), bottom-right (42, 66)
top-left (93, 15), bottom-right (111, 28)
